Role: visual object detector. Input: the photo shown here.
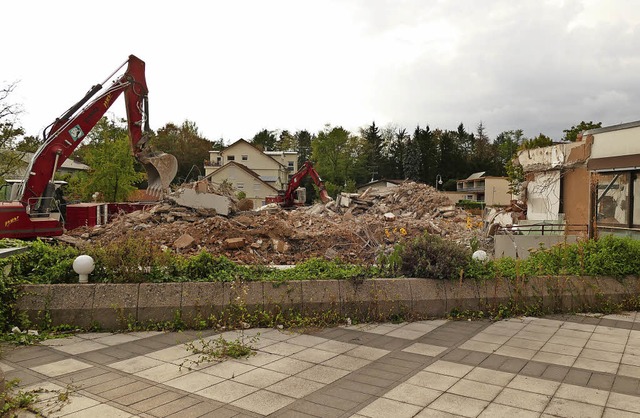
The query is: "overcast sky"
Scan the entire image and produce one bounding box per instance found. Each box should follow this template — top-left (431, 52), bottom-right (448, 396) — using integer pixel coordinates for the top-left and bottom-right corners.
top-left (4, 0), bottom-right (640, 144)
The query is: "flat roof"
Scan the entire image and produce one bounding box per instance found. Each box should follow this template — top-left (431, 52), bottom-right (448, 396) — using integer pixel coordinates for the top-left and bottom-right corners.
top-left (583, 120), bottom-right (640, 135)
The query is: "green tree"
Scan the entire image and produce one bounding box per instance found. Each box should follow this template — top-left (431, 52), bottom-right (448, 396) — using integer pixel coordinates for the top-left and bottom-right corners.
top-left (251, 129), bottom-right (277, 151)
top-left (276, 130), bottom-right (296, 151)
top-left (80, 121), bottom-right (144, 201)
top-left (0, 82), bottom-right (27, 182)
top-left (153, 120), bottom-right (213, 183)
top-left (521, 133), bottom-right (553, 150)
top-left (494, 129), bottom-right (525, 175)
top-left (14, 135), bottom-right (43, 152)
top-left (361, 121), bottom-right (383, 181)
top-left (403, 134), bottom-right (422, 181)
top-left (562, 121), bottom-right (602, 142)
top-left (311, 125), bottom-right (367, 194)
top-left (295, 130), bottom-right (312, 167)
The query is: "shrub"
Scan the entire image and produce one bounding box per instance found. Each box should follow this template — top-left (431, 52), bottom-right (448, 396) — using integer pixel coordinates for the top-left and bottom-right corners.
top-left (177, 251), bottom-right (246, 282)
top-left (397, 233), bottom-right (471, 279)
top-left (3, 240), bottom-right (80, 284)
top-left (86, 236), bottom-right (174, 283)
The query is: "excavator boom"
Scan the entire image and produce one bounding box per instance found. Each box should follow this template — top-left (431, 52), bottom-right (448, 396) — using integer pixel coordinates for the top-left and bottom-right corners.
top-left (0, 55), bottom-right (177, 239)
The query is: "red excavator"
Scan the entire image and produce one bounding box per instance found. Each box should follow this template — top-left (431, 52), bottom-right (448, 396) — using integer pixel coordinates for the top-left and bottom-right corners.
top-left (266, 160), bottom-right (332, 207)
top-left (0, 55), bottom-right (177, 239)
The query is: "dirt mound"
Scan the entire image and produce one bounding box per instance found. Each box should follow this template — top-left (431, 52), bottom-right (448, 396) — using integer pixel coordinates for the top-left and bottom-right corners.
top-left (61, 182), bottom-right (484, 265)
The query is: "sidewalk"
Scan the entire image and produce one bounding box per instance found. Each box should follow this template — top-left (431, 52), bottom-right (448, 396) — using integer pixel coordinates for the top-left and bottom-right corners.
top-left (2, 312), bottom-right (640, 417)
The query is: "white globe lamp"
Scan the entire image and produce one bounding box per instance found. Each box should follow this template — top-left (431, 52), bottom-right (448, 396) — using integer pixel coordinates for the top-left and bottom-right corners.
top-left (73, 255), bottom-right (95, 283)
top-left (472, 250), bottom-right (488, 262)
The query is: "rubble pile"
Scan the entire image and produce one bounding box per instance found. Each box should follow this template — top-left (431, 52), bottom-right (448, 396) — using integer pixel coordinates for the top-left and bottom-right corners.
top-left (61, 182), bottom-right (484, 265)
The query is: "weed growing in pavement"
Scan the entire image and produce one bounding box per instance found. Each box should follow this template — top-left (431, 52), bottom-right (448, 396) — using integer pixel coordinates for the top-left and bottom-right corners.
top-left (1, 379), bottom-right (78, 417)
top-left (180, 333), bottom-right (258, 370)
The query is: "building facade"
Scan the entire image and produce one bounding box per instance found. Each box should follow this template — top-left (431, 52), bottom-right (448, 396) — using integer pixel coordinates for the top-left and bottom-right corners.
top-left (204, 139), bottom-right (297, 207)
top-left (456, 172), bottom-right (511, 206)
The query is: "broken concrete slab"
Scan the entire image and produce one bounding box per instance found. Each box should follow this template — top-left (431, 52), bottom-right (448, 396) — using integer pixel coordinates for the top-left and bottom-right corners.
top-left (170, 187), bottom-right (230, 215)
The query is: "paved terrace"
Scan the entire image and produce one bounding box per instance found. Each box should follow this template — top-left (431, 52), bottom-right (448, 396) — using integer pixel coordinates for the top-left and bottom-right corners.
top-left (2, 312), bottom-right (640, 417)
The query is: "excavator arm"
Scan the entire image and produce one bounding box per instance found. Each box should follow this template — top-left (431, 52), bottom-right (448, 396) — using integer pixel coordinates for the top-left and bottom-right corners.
top-left (19, 55), bottom-right (177, 211)
top-left (282, 161), bottom-right (331, 207)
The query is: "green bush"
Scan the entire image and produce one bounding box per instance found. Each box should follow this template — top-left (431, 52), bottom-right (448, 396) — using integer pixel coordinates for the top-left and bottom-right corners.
top-left (3, 240), bottom-right (80, 284)
top-left (455, 200), bottom-right (484, 210)
top-left (86, 236), bottom-right (174, 283)
top-left (396, 233), bottom-right (471, 279)
top-left (177, 251), bottom-right (247, 282)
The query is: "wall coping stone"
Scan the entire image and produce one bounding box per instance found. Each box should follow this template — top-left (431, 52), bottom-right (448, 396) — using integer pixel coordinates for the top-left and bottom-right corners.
top-left (14, 276), bottom-right (640, 330)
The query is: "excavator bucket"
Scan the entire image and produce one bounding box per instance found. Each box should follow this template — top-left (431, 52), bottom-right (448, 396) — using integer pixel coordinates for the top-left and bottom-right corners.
top-left (139, 152), bottom-right (178, 196)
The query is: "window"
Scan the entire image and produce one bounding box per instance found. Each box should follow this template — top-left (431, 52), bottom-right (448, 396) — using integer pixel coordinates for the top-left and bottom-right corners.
top-left (253, 183), bottom-right (261, 191)
top-left (216, 157), bottom-right (222, 165)
top-left (236, 182), bottom-right (244, 190)
top-left (242, 155), bottom-right (248, 161)
top-left (227, 155), bottom-right (235, 161)
top-left (287, 161), bottom-right (295, 171)
top-left (596, 172), bottom-right (630, 226)
top-left (633, 172), bottom-right (640, 228)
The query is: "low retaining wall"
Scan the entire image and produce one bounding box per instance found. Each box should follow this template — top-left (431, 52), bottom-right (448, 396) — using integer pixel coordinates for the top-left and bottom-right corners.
top-left (15, 276), bottom-right (640, 331)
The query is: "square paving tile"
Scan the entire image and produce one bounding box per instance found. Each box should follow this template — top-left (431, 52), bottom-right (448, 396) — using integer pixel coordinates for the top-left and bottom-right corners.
top-left (428, 392), bottom-right (489, 418)
top-left (345, 346), bottom-right (389, 361)
top-left (403, 342), bottom-right (447, 357)
top-left (164, 370), bottom-right (223, 392)
top-left (134, 362), bottom-right (190, 383)
top-left (494, 387), bottom-right (551, 412)
top-left (383, 383), bottom-right (441, 406)
top-left (196, 380), bottom-right (258, 403)
top-left (232, 367), bottom-right (289, 388)
top-left (505, 337), bottom-right (545, 350)
top-left (262, 342), bottom-right (308, 356)
top-left (465, 367), bottom-right (515, 386)
top-left (231, 389), bottom-right (296, 415)
top-left (109, 356), bottom-right (165, 373)
top-left (447, 378), bottom-right (502, 401)
top-left (314, 340), bottom-right (359, 354)
top-left (507, 375), bottom-right (560, 396)
top-left (291, 347), bottom-right (339, 363)
top-left (0, 362), bottom-right (14, 372)
top-left (532, 351), bottom-right (576, 367)
top-left (30, 358), bottom-right (92, 377)
top-left (494, 345), bottom-right (537, 360)
top-left (297, 364), bottom-right (350, 384)
top-left (619, 364), bottom-right (640, 379)
top-left (263, 357), bottom-right (315, 374)
top-left (478, 403), bottom-right (540, 418)
top-left (51, 340), bottom-right (109, 355)
top-left (573, 357), bottom-right (619, 374)
top-left (607, 392), bottom-right (640, 414)
top-left (555, 383), bottom-right (609, 406)
top-left (424, 360), bottom-right (473, 378)
top-left (459, 340), bottom-right (501, 353)
top-left (386, 328), bottom-right (426, 340)
top-left (358, 397), bottom-right (423, 418)
top-left (406, 371), bottom-right (459, 391)
top-left (267, 376), bottom-right (325, 398)
top-left (321, 354), bottom-right (371, 371)
top-left (200, 360), bottom-right (256, 379)
top-left (581, 348), bottom-right (623, 363)
top-left (544, 398), bottom-right (604, 418)
top-left (287, 334), bottom-right (328, 347)
top-left (93, 333), bottom-right (141, 346)
top-left (62, 403), bottom-right (134, 417)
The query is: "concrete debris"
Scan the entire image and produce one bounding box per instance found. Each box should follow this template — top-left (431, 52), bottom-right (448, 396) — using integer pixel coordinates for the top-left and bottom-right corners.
top-left (224, 238), bottom-right (246, 250)
top-left (174, 233), bottom-right (196, 250)
top-left (61, 181), bottom-right (485, 265)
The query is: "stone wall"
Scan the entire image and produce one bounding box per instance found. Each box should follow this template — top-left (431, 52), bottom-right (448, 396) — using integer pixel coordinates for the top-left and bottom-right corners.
top-left (15, 276), bottom-right (640, 331)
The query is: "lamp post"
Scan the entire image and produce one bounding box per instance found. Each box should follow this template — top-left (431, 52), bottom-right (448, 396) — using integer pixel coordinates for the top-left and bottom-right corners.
top-left (435, 174), bottom-right (443, 190)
